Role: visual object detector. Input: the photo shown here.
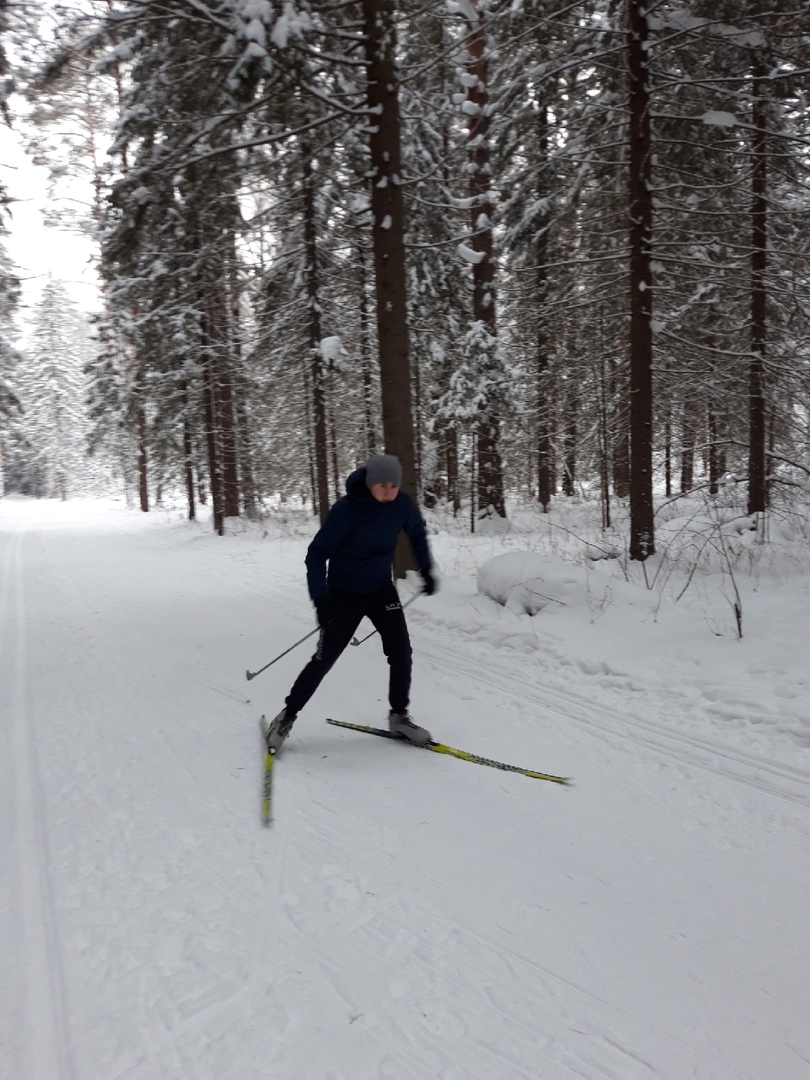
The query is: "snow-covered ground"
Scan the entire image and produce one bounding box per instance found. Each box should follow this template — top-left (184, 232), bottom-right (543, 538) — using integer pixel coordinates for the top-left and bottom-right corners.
top-left (2, 494), bottom-right (808, 1080)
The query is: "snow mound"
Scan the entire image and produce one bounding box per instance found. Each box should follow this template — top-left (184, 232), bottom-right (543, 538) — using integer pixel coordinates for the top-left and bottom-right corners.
top-left (477, 551), bottom-right (579, 615)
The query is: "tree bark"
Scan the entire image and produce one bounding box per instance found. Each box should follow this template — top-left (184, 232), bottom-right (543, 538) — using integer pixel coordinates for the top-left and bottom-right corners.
top-left (215, 326), bottom-right (240, 520)
top-left (561, 379), bottom-right (578, 496)
top-left (599, 353), bottom-right (611, 528)
top-left (708, 401), bottom-right (720, 495)
top-left (228, 230), bottom-right (257, 520)
top-left (357, 235), bottom-right (376, 458)
top-left (205, 285), bottom-right (240, 521)
top-left (747, 55), bottom-right (767, 517)
top-left (302, 151), bottom-right (331, 522)
top-left (447, 426), bottom-right (460, 513)
top-left (627, 0), bottom-right (655, 559)
top-left (462, 0), bottom-right (505, 518)
top-left (362, 0), bottom-right (418, 573)
top-left (663, 405), bottom-right (672, 498)
top-left (202, 357), bottom-right (222, 534)
top-left (137, 403), bottom-right (148, 512)
top-left (679, 391), bottom-right (695, 494)
top-left (536, 103), bottom-right (553, 512)
top-left (181, 382), bottom-right (196, 521)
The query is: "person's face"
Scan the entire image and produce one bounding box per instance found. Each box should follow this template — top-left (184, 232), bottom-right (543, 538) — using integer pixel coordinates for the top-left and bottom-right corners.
top-left (370, 482), bottom-right (400, 503)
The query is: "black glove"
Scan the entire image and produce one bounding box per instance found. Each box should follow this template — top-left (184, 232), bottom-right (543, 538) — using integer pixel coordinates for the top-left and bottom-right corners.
top-left (313, 597), bottom-right (333, 628)
top-left (420, 569), bottom-right (437, 596)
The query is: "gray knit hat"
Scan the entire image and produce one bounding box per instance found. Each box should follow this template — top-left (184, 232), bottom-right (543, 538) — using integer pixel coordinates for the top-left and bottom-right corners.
top-left (365, 454), bottom-right (402, 488)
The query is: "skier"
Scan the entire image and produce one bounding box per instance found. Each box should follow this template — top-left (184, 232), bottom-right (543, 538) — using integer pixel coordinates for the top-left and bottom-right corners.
top-left (265, 454), bottom-right (437, 752)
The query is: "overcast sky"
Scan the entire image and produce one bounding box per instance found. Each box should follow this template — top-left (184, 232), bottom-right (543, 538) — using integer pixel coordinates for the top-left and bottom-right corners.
top-left (1, 120), bottom-right (100, 333)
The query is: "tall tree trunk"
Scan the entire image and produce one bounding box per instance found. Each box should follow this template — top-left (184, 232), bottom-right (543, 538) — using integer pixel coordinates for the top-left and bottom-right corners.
top-left (561, 379), bottom-right (578, 497)
top-left (357, 236), bottom-right (376, 458)
top-left (362, 0), bottom-right (418, 573)
top-left (228, 230), bottom-right (257, 520)
top-left (302, 151), bottom-right (331, 522)
top-left (447, 426), bottom-right (460, 514)
top-left (217, 354), bottom-right (240, 520)
top-left (207, 285), bottom-right (240, 521)
top-left (708, 401), bottom-right (720, 495)
top-left (202, 354), bottom-right (223, 534)
top-left (462, 0), bottom-right (505, 519)
top-left (748, 55), bottom-right (767, 518)
top-left (190, 185), bottom-right (240, 534)
top-left (329, 392), bottom-right (340, 502)
top-left (413, 345), bottom-right (422, 494)
top-left (611, 354), bottom-right (629, 498)
top-left (183, 417), bottom-right (196, 521)
top-left (680, 391), bottom-right (695, 493)
top-left (179, 380), bottom-right (196, 521)
top-left (303, 363), bottom-right (318, 513)
top-left (137, 402), bottom-right (148, 512)
top-left (663, 404), bottom-right (672, 498)
top-left (599, 353), bottom-right (611, 528)
top-left (536, 103), bottom-right (552, 512)
top-left (767, 405), bottom-right (775, 508)
top-left (627, 0), bottom-right (655, 559)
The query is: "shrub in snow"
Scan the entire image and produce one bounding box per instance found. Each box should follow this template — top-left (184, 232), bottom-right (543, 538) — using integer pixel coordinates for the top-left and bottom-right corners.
top-left (475, 510), bottom-right (511, 536)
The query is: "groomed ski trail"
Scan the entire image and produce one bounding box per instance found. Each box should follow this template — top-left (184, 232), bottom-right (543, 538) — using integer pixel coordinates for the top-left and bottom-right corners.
top-left (408, 607), bottom-right (810, 805)
top-left (1, 521), bottom-right (76, 1080)
top-left (2, 501), bottom-right (808, 1080)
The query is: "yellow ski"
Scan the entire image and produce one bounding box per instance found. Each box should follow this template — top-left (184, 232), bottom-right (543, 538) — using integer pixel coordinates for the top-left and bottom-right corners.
top-left (326, 719), bottom-right (570, 785)
top-left (259, 716), bottom-right (275, 826)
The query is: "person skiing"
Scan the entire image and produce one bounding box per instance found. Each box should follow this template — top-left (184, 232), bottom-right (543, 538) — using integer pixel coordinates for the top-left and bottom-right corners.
top-left (265, 454), bottom-right (437, 753)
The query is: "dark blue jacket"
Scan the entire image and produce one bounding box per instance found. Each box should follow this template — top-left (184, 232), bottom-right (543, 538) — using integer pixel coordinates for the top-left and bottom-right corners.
top-left (305, 468), bottom-right (432, 599)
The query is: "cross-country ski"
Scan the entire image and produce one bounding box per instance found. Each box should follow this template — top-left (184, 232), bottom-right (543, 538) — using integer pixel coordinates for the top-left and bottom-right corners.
top-left (259, 715), bottom-right (275, 826)
top-left (326, 718), bottom-right (570, 783)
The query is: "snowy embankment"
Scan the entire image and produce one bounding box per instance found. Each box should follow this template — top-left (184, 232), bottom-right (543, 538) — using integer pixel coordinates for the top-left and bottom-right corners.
top-left (1, 495), bottom-right (809, 1080)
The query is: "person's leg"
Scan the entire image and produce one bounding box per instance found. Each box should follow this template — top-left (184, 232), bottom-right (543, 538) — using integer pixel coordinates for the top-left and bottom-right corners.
top-left (365, 582), bottom-right (413, 714)
top-left (284, 592), bottom-right (362, 716)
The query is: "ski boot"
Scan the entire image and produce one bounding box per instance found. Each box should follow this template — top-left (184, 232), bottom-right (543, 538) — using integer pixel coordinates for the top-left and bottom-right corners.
top-left (266, 708), bottom-right (296, 753)
top-left (388, 711), bottom-right (432, 745)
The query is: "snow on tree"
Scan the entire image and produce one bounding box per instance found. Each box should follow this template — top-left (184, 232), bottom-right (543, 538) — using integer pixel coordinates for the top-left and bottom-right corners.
top-left (14, 279), bottom-right (93, 499)
top-left (19, 0), bottom-right (810, 548)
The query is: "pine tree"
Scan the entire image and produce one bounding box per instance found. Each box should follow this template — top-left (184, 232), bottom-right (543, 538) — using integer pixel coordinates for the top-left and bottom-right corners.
top-left (26, 0), bottom-right (810, 548)
top-left (0, 6), bottom-right (21, 495)
top-left (0, 238), bottom-right (21, 495)
top-left (627, 0), bottom-right (654, 559)
top-left (451, 0), bottom-right (507, 519)
top-left (361, 0), bottom-right (418, 497)
top-left (15, 280), bottom-right (89, 498)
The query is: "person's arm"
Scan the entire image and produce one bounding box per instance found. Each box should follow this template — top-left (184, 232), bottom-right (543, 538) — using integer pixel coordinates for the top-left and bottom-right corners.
top-left (305, 502), bottom-right (352, 600)
top-left (403, 498), bottom-right (436, 593)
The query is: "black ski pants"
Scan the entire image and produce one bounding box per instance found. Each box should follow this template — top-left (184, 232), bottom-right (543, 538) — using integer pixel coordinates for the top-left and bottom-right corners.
top-left (285, 581), bottom-right (413, 717)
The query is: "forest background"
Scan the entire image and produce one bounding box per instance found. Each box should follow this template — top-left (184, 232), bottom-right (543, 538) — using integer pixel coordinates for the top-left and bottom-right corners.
top-left (0, 0), bottom-right (808, 565)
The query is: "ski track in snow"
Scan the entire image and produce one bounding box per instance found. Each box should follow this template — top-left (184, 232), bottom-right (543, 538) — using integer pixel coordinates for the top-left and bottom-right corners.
top-left (408, 620), bottom-right (810, 894)
top-left (2, 503), bottom-right (809, 1080)
top-left (414, 629), bottom-right (810, 807)
top-left (2, 522), bottom-right (76, 1080)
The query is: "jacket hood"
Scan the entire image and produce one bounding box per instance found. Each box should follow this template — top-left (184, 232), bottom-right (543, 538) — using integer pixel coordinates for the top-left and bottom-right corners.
top-left (345, 467), bottom-right (375, 503)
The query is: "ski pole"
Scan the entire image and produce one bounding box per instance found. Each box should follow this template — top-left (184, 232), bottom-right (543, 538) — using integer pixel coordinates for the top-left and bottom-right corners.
top-left (350, 594), bottom-right (420, 647)
top-left (246, 627), bottom-right (319, 681)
